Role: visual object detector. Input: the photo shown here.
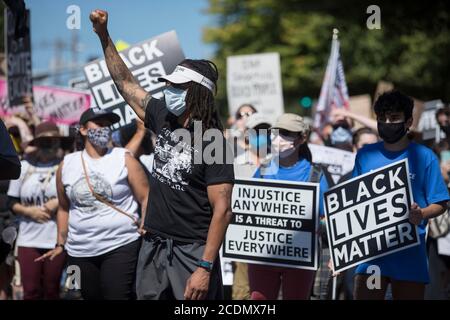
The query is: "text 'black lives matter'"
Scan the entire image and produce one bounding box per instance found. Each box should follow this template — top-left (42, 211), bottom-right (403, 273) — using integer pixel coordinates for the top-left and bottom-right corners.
top-left (324, 159), bottom-right (419, 272)
top-left (83, 31), bottom-right (185, 130)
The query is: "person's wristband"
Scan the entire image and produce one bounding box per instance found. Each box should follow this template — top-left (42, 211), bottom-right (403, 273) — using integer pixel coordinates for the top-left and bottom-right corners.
top-left (55, 243), bottom-right (65, 251)
top-left (197, 259), bottom-right (213, 272)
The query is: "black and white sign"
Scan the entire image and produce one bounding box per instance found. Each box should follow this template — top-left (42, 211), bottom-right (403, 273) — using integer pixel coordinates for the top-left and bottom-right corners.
top-left (83, 31), bottom-right (185, 129)
top-left (418, 99), bottom-right (444, 141)
top-left (325, 159), bottom-right (419, 273)
top-left (5, 8), bottom-right (33, 107)
top-left (309, 144), bottom-right (355, 185)
top-left (223, 178), bottom-right (319, 270)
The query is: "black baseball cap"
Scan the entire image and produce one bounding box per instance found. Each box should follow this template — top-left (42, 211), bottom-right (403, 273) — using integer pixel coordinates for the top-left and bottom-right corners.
top-left (79, 108), bottom-right (121, 125)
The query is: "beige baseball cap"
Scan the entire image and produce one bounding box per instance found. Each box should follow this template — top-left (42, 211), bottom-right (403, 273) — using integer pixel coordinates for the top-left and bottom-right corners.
top-left (270, 113), bottom-right (310, 133)
top-left (245, 113), bottom-right (272, 129)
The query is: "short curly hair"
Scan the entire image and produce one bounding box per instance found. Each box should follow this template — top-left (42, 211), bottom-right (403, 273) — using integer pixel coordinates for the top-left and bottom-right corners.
top-left (373, 90), bottom-right (414, 121)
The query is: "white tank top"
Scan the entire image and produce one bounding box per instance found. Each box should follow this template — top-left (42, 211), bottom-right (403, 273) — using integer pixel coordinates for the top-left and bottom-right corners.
top-left (62, 148), bottom-right (140, 257)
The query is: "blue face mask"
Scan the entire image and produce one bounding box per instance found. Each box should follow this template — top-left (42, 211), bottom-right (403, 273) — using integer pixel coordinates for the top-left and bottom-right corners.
top-left (330, 126), bottom-right (353, 145)
top-left (249, 134), bottom-right (268, 149)
top-left (163, 86), bottom-right (188, 116)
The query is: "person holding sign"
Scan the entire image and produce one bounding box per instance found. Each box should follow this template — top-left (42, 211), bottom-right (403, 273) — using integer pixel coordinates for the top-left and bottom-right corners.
top-left (351, 90), bottom-right (449, 299)
top-left (90, 10), bottom-right (234, 300)
top-left (248, 113), bottom-right (328, 300)
top-left (232, 112), bottom-right (272, 300)
top-left (7, 122), bottom-right (71, 299)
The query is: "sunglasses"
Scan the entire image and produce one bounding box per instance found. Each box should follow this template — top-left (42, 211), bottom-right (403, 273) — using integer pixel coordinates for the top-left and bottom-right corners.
top-left (236, 111), bottom-right (254, 120)
top-left (36, 139), bottom-right (61, 149)
top-left (273, 129), bottom-right (302, 139)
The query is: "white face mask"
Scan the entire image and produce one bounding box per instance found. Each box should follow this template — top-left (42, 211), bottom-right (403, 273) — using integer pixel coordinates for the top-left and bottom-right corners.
top-left (163, 86), bottom-right (188, 116)
top-left (271, 133), bottom-right (296, 158)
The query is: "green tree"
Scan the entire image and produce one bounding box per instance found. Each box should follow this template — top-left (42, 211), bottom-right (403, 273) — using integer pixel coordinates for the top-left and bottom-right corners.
top-left (204, 0), bottom-right (450, 117)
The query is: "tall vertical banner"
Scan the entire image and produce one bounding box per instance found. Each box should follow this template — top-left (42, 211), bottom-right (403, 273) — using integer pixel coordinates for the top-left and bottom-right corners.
top-left (324, 159), bottom-right (420, 273)
top-left (227, 53), bottom-right (284, 118)
top-left (83, 31), bottom-right (185, 129)
top-left (223, 178), bottom-right (319, 270)
top-left (5, 8), bottom-right (33, 107)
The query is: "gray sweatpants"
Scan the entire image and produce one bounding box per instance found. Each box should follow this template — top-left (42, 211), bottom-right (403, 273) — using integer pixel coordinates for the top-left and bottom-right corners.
top-left (136, 233), bottom-right (223, 300)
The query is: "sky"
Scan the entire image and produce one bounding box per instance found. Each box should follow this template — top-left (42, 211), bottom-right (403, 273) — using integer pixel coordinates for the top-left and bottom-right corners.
top-left (26, 0), bottom-right (215, 86)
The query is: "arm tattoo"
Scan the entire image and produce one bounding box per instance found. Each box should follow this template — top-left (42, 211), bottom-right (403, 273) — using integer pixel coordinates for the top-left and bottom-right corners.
top-left (100, 35), bottom-right (148, 110)
top-left (218, 185), bottom-right (232, 202)
top-left (141, 93), bottom-right (152, 111)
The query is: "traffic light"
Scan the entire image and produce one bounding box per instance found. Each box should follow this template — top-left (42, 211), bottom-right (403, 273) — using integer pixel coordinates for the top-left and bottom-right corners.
top-left (299, 96), bottom-right (312, 108)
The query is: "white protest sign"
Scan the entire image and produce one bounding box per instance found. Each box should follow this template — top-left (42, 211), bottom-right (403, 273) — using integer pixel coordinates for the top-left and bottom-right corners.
top-left (309, 144), bottom-right (356, 185)
top-left (324, 159), bottom-right (419, 273)
top-left (417, 100), bottom-right (444, 141)
top-left (223, 178), bottom-right (319, 270)
top-left (83, 31), bottom-right (185, 129)
top-left (227, 52), bottom-right (284, 118)
top-left (219, 249), bottom-right (234, 286)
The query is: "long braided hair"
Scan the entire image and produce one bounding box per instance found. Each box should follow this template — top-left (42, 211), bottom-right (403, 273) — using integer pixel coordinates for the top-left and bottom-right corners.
top-left (180, 59), bottom-right (223, 131)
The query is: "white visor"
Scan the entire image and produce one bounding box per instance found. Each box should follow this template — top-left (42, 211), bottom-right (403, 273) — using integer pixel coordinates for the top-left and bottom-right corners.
top-left (158, 65), bottom-right (216, 93)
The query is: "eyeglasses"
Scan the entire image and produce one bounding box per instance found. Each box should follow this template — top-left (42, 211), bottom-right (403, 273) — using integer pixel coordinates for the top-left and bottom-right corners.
top-left (236, 111), bottom-right (254, 120)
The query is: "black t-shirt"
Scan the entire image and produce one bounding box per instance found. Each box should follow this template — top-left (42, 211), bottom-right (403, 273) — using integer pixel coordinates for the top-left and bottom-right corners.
top-left (0, 119), bottom-right (21, 180)
top-left (144, 98), bottom-right (234, 243)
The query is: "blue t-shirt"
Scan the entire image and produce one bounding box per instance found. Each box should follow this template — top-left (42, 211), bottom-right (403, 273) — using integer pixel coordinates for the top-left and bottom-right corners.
top-left (253, 157), bottom-right (328, 216)
top-left (352, 141), bottom-right (449, 283)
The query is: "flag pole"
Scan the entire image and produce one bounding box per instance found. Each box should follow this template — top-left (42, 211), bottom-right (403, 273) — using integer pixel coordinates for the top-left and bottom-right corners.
top-left (314, 27), bottom-right (344, 129)
top-left (326, 28), bottom-right (339, 127)
top-left (330, 28), bottom-right (339, 301)
top-left (333, 28), bottom-right (339, 40)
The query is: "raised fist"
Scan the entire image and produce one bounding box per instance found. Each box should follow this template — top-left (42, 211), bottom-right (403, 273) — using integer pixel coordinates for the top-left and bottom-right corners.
top-left (89, 9), bottom-right (108, 36)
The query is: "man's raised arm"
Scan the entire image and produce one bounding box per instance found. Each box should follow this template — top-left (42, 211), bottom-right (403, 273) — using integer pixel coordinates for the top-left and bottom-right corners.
top-left (90, 9), bottom-right (150, 120)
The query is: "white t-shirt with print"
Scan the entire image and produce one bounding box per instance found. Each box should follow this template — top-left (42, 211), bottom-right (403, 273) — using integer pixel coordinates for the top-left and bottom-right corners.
top-left (7, 160), bottom-right (59, 249)
top-left (62, 148), bottom-right (140, 257)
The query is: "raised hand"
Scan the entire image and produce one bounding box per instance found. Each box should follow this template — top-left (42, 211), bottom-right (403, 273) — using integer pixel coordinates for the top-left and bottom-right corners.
top-left (89, 9), bottom-right (108, 36)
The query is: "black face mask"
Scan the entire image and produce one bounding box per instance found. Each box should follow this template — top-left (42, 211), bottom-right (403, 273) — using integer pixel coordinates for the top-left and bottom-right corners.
top-left (440, 124), bottom-right (450, 136)
top-left (377, 122), bottom-right (407, 144)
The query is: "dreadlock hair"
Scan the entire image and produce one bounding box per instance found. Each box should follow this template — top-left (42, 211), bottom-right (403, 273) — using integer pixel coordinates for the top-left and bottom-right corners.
top-left (180, 59), bottom-right (223, 131)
